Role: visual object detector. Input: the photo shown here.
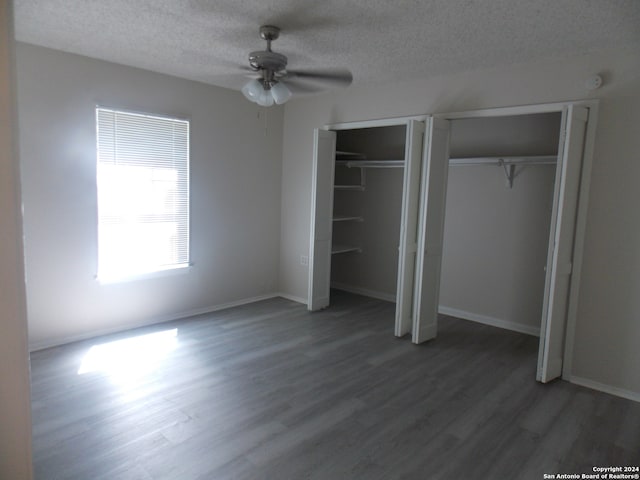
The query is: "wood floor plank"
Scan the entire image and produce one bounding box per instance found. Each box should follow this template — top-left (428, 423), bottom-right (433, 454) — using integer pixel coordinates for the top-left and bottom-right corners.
top-left (30, 291), bottom-right (640, 479)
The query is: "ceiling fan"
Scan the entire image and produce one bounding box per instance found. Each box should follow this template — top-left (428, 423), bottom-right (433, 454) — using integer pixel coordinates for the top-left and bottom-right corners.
top-left (240, 25), bottom-right (353, 106)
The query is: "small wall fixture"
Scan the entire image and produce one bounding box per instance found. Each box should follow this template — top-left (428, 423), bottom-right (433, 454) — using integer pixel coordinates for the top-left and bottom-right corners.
top-left (585, 74), bottom-right (603, 91)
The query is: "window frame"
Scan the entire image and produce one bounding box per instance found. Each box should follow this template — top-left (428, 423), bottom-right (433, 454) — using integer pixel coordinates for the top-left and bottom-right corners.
top-left (95, 105), bottom-right (192, 283)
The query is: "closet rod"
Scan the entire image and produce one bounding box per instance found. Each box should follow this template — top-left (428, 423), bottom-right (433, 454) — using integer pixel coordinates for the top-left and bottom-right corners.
top-left (448, 155), bottom-right (557, 166)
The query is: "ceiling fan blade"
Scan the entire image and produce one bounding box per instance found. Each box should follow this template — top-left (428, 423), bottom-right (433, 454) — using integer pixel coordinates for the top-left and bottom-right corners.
top-left (285, 68), bottom-right (353, 88)
top-left (206, 67), bottom-right (260, 90)
top-left (280, 77), bottom-right (326, 94)
top-left (226, 64), bottom-right (257, 75)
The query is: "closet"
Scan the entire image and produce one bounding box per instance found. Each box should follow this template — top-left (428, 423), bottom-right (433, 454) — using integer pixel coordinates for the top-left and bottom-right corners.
top-left (412, 105), bottom-right (592, 384)
top-left (439, 113), bottom-right (561, 338)
top-left (308, 119), bottom-right (425, 336)
top-left (310, 102), bottom-right (595, 385)
top-left (331, 125), bottom-right (406, 301)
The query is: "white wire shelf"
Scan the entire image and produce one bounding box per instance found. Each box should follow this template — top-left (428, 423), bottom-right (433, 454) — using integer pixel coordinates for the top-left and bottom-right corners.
top-left (334, 184), bottom-right (365, 191)
top-left (336, 160), bottom-right (405, 168)
top-left (448, 155), bottom-right (557, 166)
top-left (333, 215), bottom-right (364, 222)
top-left (331, 244), bottom-right (362, 255)
top-left (336, 150), bottom-right (367, 160)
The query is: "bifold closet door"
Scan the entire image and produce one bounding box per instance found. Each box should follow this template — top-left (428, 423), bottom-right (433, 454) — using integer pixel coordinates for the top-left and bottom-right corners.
top-left (394, 120), bottom-right (426, 336)
top-left (412, 117), bottom-right (451, 344)
top-left (537, 106), bottom-right (589, 383)
top-left (308, 129), bottom-right (337, 311)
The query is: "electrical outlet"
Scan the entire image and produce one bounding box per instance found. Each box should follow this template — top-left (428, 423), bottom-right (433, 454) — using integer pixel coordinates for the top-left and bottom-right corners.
top-left (300, 255), bottom-right (309, 266)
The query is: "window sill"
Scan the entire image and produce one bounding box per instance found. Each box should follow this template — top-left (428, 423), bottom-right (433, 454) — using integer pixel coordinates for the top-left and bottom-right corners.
top-left (96, 263), bottom-right (192, 285)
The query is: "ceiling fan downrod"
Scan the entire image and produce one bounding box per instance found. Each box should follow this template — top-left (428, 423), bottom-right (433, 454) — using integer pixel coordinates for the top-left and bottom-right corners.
top-left (248, 25), bottom-right (288, 74)
top-left (259, 25), bottom-right (280, 52)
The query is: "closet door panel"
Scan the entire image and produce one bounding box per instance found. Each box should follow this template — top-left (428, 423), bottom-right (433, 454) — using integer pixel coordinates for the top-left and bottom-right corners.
top-left (395, 120), bottom-right (425, 336)
top-left (537, 106), bottom-right (589, 382)
top-left (308, 129), bottom-right (337, 311)
top-left (412, 117), bottom-right (451, 344)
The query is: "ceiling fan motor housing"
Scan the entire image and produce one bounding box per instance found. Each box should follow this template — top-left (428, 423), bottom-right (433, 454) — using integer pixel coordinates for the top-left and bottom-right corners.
top-left (248, 50), bottom-right (288, 72)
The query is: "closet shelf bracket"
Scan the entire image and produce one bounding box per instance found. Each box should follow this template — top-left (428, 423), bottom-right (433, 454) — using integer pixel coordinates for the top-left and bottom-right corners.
top-left (500, 159), bottom-right (516, 189)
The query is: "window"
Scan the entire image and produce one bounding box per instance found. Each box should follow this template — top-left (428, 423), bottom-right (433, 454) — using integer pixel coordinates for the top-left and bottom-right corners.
top-left (96, 107), bottom-right (190, 281)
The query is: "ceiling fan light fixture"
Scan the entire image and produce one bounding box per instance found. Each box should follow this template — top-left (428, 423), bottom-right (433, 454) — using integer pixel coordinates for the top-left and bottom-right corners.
top-left (271, 81), bottom-right (292, 105)
top-left (242, 77), bottom-right (291, 107)
top-left (242, 78), bottom-right (263, 101)
top-left (256, 88), bottom-right (275, 107)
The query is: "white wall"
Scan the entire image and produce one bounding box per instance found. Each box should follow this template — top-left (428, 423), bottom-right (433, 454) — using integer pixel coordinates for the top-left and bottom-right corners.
top-left (279, 48), bottom-right (640, 398)
top-left (441, 164), bottom-right (556, 335)
top-left (0, 2), bottom-right (33, 478)
top-left (16, 43), bottom-right (284, 350)
top-left (440, 114), bottom-right (560, 335)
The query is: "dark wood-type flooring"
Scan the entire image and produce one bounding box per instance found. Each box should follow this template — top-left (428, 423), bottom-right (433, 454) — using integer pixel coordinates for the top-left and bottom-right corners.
top-left (30, 291), bottom-right (640, 479)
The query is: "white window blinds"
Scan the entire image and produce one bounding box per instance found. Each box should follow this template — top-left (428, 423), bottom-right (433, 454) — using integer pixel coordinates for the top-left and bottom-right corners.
top-left (96, 107), bottom-right (190, 281)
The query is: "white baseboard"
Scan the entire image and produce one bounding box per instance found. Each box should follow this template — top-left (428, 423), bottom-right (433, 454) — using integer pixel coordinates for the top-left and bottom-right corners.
top-left (568, 375), bottom-right (640, 403)
top-left (330, 282), bottom-right (397, 303)
top-left (276, 292), bottom-right (307, 305)
top-left (326, 289), bottom-right (540, 340)
top-left (438, 306), bottom-right (540, 337)
top-left (29, 292), bottom-right (281, 352)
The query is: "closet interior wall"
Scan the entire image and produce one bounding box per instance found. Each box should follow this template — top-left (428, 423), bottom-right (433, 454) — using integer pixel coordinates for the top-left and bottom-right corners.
top-left (331, 125), bottom-right (406, 301)
top-left (440, 113), bottom-right (562, 335)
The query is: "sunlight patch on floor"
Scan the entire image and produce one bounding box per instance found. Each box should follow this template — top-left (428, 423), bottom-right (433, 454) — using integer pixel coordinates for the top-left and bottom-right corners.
top-left (77, 328), bottom-right (178, 386)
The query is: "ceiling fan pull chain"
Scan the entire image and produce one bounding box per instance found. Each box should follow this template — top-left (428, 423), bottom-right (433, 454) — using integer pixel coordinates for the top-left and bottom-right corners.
top-left (264, 106), bottom-right (268, 137)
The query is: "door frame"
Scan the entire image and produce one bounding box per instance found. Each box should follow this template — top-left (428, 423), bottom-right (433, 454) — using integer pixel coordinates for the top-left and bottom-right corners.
top-left (325, 115), bottom-right (427, 131)
top-left (431, 99), bottom-right (599, 381)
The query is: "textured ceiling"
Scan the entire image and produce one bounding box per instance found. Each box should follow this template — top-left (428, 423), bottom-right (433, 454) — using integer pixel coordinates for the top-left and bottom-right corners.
top-left (13, 0), bottom-right (640, 93)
